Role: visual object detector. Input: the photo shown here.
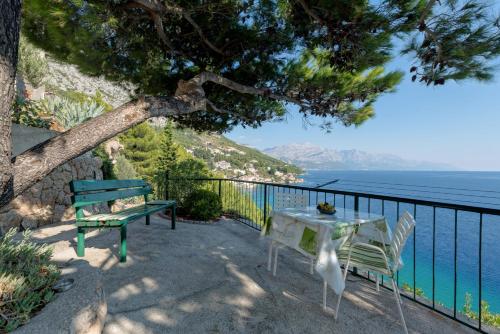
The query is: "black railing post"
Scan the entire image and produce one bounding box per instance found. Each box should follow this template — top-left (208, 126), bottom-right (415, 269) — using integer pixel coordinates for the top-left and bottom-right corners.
top-left (353, 195), bottom-right (359, 276)
top-left (218, 179), bottom-right (222, 198)
top-left (263, 184), bottom-right (268, 228)
top-left (165, 171), bottom-right (169, 200)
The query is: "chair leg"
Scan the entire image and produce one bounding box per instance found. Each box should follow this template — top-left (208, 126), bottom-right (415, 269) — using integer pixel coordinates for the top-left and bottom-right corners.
top-left (273, 246), bottom-right (279, 276)
top-left (394, 282), bottom-right (404, 305)
top-left (310, 258), bottom-right (314, 275)
top-left (334, 255), bottom-right (351, 320)
top-left (120, 225), bottom-right (127, 263)
top-left (323, 280), bottom-right (328, 311)
top-left (391, 279), bottom-right (408, 334)
top-left (77, 227), bottom-right (85, 257)
top-left (267, 241), bottom-right (273, 271)
top-left (145, 214), bottom-right (150, 225)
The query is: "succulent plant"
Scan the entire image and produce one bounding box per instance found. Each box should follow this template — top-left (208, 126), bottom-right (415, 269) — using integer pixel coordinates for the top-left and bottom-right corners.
top-left (37, 96), bottom-right (105, 130)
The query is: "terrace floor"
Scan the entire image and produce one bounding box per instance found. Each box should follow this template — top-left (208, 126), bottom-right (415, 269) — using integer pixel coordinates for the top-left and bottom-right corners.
top-left (36, 214), bottom-right (476, 334)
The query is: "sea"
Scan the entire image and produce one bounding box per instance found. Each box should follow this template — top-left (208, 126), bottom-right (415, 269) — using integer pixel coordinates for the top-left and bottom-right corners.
top-left (298, 170), bottom-right (500, 315)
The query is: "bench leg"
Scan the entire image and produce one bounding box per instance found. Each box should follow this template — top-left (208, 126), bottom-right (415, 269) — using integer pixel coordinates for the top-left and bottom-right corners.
top-left (120, 225), bottom-right (127, 263)
top-left (77, 227), bottom-right (85, 257)
top-left (146, 215), bottom-right (150, 225)
top-left (171, 205), bottom-right (176, 230)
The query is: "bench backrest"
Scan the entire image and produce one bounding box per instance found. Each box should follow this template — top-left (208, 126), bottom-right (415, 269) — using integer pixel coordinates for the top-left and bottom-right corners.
top-left (70, 179), bottom-right (152, 208)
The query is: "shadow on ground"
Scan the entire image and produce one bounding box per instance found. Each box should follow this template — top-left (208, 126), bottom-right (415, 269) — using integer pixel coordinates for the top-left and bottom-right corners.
top-left (32, 215), bottom-right (475, 334)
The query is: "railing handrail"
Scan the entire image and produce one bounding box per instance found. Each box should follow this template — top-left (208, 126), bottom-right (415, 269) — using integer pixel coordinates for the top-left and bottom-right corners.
top-left (166, 177), bottom-right (500, 215)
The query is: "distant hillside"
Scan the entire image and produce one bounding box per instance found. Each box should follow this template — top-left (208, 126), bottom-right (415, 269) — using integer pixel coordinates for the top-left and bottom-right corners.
top-left (172, 128), bottom-right (303, 182)
top-left (264, 143), bottom-right (456, 171)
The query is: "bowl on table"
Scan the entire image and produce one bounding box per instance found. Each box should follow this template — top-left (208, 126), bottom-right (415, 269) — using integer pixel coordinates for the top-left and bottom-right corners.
top-left (317, 202), bottom-right (336, 215)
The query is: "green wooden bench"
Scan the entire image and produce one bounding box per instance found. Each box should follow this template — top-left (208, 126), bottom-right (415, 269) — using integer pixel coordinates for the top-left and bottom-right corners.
top-left (70, 179), bottom-right (176, 262)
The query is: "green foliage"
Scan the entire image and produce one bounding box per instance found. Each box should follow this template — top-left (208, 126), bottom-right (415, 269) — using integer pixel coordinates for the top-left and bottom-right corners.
top-left (157, 121), bottom-right (178, 174)
top-left (164, 158), bottom-right (213, 207)
top-left (462, 292), bottom-right (500, 328)
top-left (119, 123), bottom-right (162, 182)
top-left (113, 154), bottom-right (137, 180)
top-left (0, 229), bottom-right (60, 332)
top-left (402, 282), bottom-right (425, 297)
top-left (11, 97), bottom-right (50, 128)
top-left (17, 34), bottom-right (48, 88)
top-left (37, 96), bottom-right (105, 130)
top-left (184, 189), bottom-right (222, 220)
top-left (92, 145), bottom-right (116, 181)
top-left (55, 90), bottom-right (113, 113)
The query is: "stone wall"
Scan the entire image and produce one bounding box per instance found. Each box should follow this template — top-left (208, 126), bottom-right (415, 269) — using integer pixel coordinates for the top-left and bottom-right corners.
top-left (0, 153), bottom-right (104, 233)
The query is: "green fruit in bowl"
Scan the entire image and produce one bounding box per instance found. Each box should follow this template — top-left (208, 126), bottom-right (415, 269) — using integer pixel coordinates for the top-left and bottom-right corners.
top-left (317, 202), bottom-right (335, 213)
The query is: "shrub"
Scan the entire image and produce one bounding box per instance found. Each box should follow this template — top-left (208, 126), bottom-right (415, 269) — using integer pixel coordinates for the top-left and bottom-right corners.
top-left (18, 35), bottom-right (48, 88)
top-left (113, 154), bottom-right (137, 180)
top-left (0, 229), bottom-right (60, 332)
top-left (184, 189), bottom-right (222, 221)
top-left (11, 97), bottom-right (51, 129)
top-left (92, 145), bottom-right (116, 180)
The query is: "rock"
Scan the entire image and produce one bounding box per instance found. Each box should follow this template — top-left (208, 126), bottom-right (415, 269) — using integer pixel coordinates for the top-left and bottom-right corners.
top-left (56, 191), bottom-right (66, 204)
top-left (0, 210), bottom-right (23, 233)
top-left (53, 205), bottom-right (66, 223)
top-left (21, 217), bottom-right (39, 229)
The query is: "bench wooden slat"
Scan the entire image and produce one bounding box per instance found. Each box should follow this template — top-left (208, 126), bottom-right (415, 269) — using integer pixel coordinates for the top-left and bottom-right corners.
top-left (71, 179), bottom-right (148, 192)
top-left (77, 201), bottom-right (175, 223)
top-left (72, 186), bottom-right (152, 207)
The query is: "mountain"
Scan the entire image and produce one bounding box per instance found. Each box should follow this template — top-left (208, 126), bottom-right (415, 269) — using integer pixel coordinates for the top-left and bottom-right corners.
top-left (263, 143), bottom-right (456, 171)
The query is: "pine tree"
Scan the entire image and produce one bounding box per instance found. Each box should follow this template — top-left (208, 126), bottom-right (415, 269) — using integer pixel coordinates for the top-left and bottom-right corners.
top-left (157, 121), bottom-right (178, 175)
top-left (119, 123), bottom-right (161, 182)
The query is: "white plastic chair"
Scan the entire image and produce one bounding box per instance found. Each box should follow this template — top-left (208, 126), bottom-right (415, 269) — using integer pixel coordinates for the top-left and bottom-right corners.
top-left (267, 192), bottom-right (315, 276)
top-left (334, 211), bottom-right (416, 334)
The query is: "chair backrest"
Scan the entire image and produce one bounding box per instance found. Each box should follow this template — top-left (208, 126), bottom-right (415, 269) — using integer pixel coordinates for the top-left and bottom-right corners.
top-left (273, 192), bottom-right (308, 210)
top-left (389, 211), bottom-right (415, 270)
top-left (70, 179), bottom-right (152, 208)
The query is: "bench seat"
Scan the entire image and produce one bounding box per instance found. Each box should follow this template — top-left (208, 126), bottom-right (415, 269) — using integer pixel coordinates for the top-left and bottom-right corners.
top-left (77, 201), bottom-right (176, 226)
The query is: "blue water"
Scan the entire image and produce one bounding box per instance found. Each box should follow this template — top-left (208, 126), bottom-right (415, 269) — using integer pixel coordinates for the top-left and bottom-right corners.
top-left (299, 170), bottom-right (500, 315)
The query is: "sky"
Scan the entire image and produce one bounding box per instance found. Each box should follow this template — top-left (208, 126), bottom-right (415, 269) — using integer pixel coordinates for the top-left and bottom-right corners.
top-left (227, 53), bottom-right (500, 171)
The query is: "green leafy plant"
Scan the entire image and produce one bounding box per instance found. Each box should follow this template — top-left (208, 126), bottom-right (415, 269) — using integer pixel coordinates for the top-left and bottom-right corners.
top-left (11, 97), bottom-right (50, 129)
top-left (401, 282), bottom-right (425, 297)
top-left (0, 229), bottom-right (60, 332)
top-left (92, 145), bottom-right (116, 180)
top-left (184, 189), bottom-right (222, 221)
top-left (113, 154), bottom-right (137, 180)
top-left (462, 293), bottom-right (500, 328)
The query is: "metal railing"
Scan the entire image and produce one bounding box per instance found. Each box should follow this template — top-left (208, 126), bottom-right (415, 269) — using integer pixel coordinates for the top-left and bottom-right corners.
top-left (163, 177), bottom-right (500, 333)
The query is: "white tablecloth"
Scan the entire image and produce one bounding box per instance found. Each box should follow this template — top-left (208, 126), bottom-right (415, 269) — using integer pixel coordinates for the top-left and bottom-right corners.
top-left (267, 207), bottom-right (390, 295)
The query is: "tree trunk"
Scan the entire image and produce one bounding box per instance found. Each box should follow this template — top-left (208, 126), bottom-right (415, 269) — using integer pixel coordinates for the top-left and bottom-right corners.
top-left (9, 96), bottom-right (194, 203)
top-left (0, 1), bottom-right (21, 208)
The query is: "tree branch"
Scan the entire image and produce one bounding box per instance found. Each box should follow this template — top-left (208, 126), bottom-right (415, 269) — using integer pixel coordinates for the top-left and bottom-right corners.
top-left (296, 0), bottom-right (325, 25)
top-left (129, 0), bottom-right (225, 55)
top-left (206, 99), bottom-right (253, 123)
